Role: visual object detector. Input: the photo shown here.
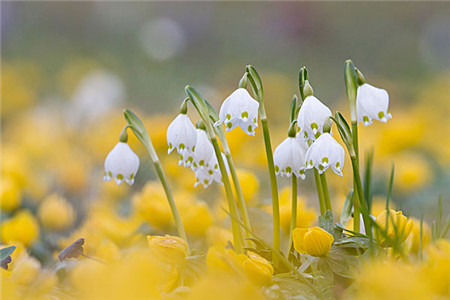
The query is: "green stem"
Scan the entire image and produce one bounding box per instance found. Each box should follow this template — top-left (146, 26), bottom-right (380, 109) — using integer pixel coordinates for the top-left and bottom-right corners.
top-left (314, 169), bottom-right (326, 216)
top-left (351, 122), bottom-right (359, 163)
top-left (350, 156), bottom-right (371, 238)
top-left (288, 175), bottom-right (298, 254)
top-left (225, 153), bottom-right (252, 237)
top-left (353, 178), bottom-right (361, 233)
top-left (210, 137), bottom-right (244, 252)
top-left (261, 118), bottom-right (280, 252)
top-left (320, 172), bottom-right (332, 213)
top-left (142, 141), bottom-right (189, 252)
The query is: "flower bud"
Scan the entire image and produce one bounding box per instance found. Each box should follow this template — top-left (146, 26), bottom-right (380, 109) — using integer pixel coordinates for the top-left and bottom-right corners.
top-left (375, 209), bottom-right (414, 247)
top-left (146, 235), bottom-right (187, 265)
top-left (292, 226), bottom-right (334, 257)
top-left (238, 251), bottom-right (274, 286)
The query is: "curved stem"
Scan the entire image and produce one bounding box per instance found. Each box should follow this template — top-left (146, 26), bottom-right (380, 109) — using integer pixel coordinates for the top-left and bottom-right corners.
top-left (225, 153), bottom-right (252, 236)
top-left (210, 136), bottom-right (244, 252)
top-left (139, 138), bottom-right (189, 252)
top-left (261, 118), bottom-right (280, 252)
top-left (288, 175), bottom-right (298, 254)
top-left (351, 156), bottom-right (371, 238)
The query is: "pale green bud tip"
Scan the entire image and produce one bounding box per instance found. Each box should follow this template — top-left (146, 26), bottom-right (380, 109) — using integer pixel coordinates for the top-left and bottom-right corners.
top-left (180, 98), bottom-right (189, 114)
top-left (238, 73), bottom-right (248, 89)
top-left (355, 68), bottom-right (366, 86)
top-left (288, 120), bottom-right (298, 138)
top-left (323, 117), bottom-right (332, 133)
top-left (119, 127), bottom-right (128, 143)
top-left (303, 80), bottom-right (314, 97)
top-left (196, 120), bottom-right (206, 130)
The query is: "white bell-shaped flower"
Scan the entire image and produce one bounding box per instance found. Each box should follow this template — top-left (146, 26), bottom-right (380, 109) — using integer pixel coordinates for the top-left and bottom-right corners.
top-left (104, 142), bottom-right (139, 185)
top-left (192, 129), bottom-right (214, 170)
top-left (215, 88), bottom-right (260, 136)
top-left (297, 96), bottom-right (332, 141)
top-left (305, 133), bottom-right (345, 176)
top-left (274, 137), bottom-right (307, 179)
top-left (356, 83), bottom-right (391, 126)
top-left (167, 113), bottom-right (197, 167)
top-left (194, 153), bottom-right (228, 188)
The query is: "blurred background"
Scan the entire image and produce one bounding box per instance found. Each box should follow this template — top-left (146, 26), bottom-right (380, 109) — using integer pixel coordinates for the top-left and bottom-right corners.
top-left (1, 2), bottom-right (449, 257)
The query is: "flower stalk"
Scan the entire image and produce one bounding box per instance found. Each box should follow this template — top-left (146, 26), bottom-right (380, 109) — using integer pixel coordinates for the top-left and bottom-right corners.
top-left (123, 109), bottom-right (189, 251)
top-left (246, 65), bottom-right (281, 253)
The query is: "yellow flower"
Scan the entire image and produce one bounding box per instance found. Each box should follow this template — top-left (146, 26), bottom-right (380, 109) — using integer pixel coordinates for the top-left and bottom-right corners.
top-left (38, 194), bottom-right (75, 231)
top-left (206, 245), bottom-right (242, 274)
top-left (422, 239), bottom-right (450, 296)
top-left (350, 260), bottom-right (430, 300)
top-left (133, 182), bottom-right (173, 229)
top-left (147, 235), bottom-right (187, 266)
top-left (388, 153), bottom-right (433, 192)
top-left (277, 187), bottom-right (317, 232)
top-left (10, 255), bottom-right (40, 285)
top-left (0, 176), bottom-right (22, 212)
top-left (234, 169), bottom-right (259, 204)
top-left (179, 200), bottom-right (214, 236)
top-left (407, 217), bottom-right (431, 255)
top-left (375, 209), bottom-right (414, 247)
top-left (238, 251), bottom-right (274, 286)
top-left (0, 210), bottom-right (39, 246)
top-left (292, 226), bottom-right (334, 257)
top-left (206, 226), bottom-right (233, 247)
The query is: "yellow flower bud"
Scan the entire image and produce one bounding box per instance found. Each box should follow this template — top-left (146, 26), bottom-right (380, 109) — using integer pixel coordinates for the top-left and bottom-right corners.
top-left (0, 210), bottom-right (39, 246)
top-left (239, 251), bottom-right (274, 286)
top-left (0, 176), bottom-right (22, 212)
top-left (38, 194), bottom-right (75, 231)
top-left (147, 235), bottom-right (187, 265)
top-left (375, 209), bottom-right (414, 247)
top-left (292, 226), bottom-right (334, 257)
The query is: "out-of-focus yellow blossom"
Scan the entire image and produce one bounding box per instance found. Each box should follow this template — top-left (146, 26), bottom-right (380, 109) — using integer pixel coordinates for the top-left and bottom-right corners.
top-left (350, 260), bottom-right (430, 300)
top-left (375, 209), bottom-right (414, 247)
top-left (237, 251), bottom-right (274, 286)
top-left (407, 217), bottom-right (431, 255)
top-left (206, 226), bottom-right (233, 247)
top-left (187, 273), bottom-right (265, 300)
top-left (179, 200), bottom-right (214, 236)
top-left (38, 194), bottom-right (75, 231)
top-left (422, 239), bottom-right (450, 296)
top-left (271, 187), bottom-right (317, 233)
top-left (292, 226), bottom-right (334, 257)
top-left (133, 182), bottom-right (173, 229)
top-left (147, 235), bottom-right (188, 266)
top-left (95, 239), bottom-right (121, 263)
top-left (0, 176), bottom-right (22, 211)
top-left (70, 248), bottom-right (171, 300)
top-left (206, 246), bottom-right (243, 274)
top-left (0, 210), bottom-right (39, 246)
top-left (386, 153), bottom-right (433, 192)
top-left (370, 197), bottom-right (394, 216)
top-left (1, 146), bottom-right (30, 189)
top-left (234, 169), bottom-right (259, 204)
top-left (1, 253), bottom-right (57, 300)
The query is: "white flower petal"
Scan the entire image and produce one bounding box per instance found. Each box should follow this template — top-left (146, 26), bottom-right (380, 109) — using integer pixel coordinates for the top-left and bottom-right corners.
top-left (356, 83), bottom-right (391, 126)
top-left (104, 142), bottom-right (140, 186)
top-left (297, 96), bottom-right (332, 141)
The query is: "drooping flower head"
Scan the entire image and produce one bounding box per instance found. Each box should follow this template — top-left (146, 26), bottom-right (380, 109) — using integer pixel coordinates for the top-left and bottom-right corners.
top-left (273, 137), bottom-right (307, 179)
top-left (305, 133), bottom-right (345, 176)
top-left (357, 83), bottom-right (391, 126)
top-left (167, 113), bottom-right (197, 167)
top-left (192, 129), bottom-right (214, 170)
top-left (297, 95), bottom-right (332, 141)
top-left (104, 142), bottom-right (139, 185)
top-left (215, 88), bottom-right (260, 136)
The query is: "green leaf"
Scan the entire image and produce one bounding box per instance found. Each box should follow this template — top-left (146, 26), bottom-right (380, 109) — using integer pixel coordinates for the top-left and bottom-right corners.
top-left (340, 190), bottom-right (353, 225)
top-left (263, 274), bottom-right (323, 300)
top-left (319, 210), bottom-right (334, 234)
top-left (363, 150), bottom-right (374, 212)
top-left (0, 246), bottom-right (16, 261)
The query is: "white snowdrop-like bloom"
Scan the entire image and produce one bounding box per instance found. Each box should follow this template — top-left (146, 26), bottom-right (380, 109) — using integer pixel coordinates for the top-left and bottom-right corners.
top-left (274, 137), bottom-right (307, 179)
top-left (297, 96), bottom-right (332, 141)
top-left (356, 83), bottom-right (391, 126)
top-left (167, 114), bottom-right (197, 167)
top-left (104, 142), bottom-right (139, 185)
top-left (305, 133), bottom-right (345, 176)
top-left (192, 129), bottom-right (214, 170)
top-left (215, 88), bottom-right (260, 136)
top-left (193, 153), bottom-right (229, 188)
